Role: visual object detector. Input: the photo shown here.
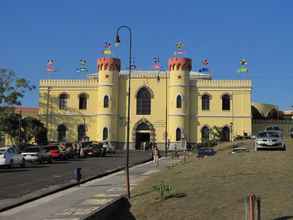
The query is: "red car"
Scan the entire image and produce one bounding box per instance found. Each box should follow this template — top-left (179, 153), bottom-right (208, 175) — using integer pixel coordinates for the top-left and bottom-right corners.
top-left (47, 144), bottom-right (66, 160)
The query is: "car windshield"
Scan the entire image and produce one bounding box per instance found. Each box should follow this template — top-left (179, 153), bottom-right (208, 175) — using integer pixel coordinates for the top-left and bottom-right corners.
top-left (267, 132), bottom-right (280, 138)
top-left (25, 148), bottom-right (40, 152)
top-left (0, 149), bottom-right (6, 154)
top-left (257, 132), bottom-right (267, 138)
top-left (266, 127), bottom-right (280, 131)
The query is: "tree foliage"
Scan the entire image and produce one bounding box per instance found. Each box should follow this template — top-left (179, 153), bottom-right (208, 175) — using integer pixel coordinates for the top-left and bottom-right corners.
top-left (0, 68), bottom-right (35, 107)
top-left (0, 113), bottom-right (47, 145)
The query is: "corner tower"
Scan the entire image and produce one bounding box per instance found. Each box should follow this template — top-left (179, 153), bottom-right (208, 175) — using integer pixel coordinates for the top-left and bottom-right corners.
top-left (97, 57), bottom-right (120, 146)
top-left (168, 57), bottom-right (191, 147)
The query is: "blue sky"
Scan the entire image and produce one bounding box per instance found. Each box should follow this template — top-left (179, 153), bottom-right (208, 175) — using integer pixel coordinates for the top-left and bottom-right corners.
top-left (0, 0), bottom-right (292, 110)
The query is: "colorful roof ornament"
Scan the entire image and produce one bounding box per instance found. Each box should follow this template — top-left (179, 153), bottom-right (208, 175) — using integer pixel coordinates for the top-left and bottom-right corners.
top-left (198, 58), bottom-right (210, 73)
top-left (174, 41), bottom-right (186, 56)
top-left (238, 58), bottom-right (248, 73)
top-left (47, 59), bottom-right (56, 73)
top-left (76, 58), bottom-right (88, 73)
top-left (103, 42), bottom-right (112, 55)
top-left (152, 56), bottom-right (161, 70)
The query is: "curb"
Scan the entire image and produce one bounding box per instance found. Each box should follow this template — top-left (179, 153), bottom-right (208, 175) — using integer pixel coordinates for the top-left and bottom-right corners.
top-left (0, 156), bottom-right (152, 213)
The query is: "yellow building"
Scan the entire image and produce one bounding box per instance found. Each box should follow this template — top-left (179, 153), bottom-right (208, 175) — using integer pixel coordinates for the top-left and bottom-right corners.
top-left (39, 56), bottom-right (252, 150)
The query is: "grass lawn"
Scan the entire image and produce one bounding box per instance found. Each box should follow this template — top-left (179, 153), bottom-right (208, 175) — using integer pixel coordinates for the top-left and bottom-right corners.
top-left (130, 140), bottom-right (293, 220)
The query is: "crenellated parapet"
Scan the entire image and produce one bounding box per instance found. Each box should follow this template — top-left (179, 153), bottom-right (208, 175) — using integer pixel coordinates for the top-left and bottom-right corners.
top-left (97, 58), bottom-right (121, 72)
top-left (40, 79), bottom-right (99, 88)
top-left (168, 57), bottom-right (192, 71)
top-left (195, 80), bottom-right (252, 88)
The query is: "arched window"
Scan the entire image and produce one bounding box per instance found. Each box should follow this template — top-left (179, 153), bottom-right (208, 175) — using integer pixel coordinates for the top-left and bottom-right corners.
top-left (201, 126), bottom-right (209, 143)
top-left (104, 95), bottom-right (109, 108)
top-left (222, 94), bottom-right (230, 111)
top-left (137, 87), bottom-right (151, 115)
top-left (176, 95), bottom-right (182, 108)
top-left (57, 124), bottom-right (67, 142)
top-left (103, 127), bottom-right (108, 140)
top-left (222, 126), bottom-right (230, 141)
top-left (202, 94), bottom-right (210, 111)
top-left (59, 94), bottom-right (68, 110)
top-left (176, 128), bottom-right (181, 141)
top-left (79, 93), bottom-right (88, 110)
top-left (77, 124), bottom-right (86, 141)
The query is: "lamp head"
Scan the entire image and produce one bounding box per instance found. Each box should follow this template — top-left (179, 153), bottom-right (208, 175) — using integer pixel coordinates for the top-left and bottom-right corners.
top-left (115, 34), bottom-right (121, 47)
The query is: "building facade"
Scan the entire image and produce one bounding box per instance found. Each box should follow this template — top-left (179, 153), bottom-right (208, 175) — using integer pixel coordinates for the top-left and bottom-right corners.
top-left (39, 56), bottom-right (252, 150)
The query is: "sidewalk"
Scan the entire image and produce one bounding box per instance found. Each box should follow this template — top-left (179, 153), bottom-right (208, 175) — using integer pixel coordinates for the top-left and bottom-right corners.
top-left (0, 157), bottom-right (179, 220)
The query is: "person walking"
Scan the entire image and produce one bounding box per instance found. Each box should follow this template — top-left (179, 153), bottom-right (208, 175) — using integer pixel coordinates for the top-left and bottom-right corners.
top-left (153, 144), bottom-right (159, 167)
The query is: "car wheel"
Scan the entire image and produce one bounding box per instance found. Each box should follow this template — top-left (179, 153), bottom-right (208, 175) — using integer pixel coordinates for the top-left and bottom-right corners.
top-left (21, 159), bottom-right (26, 168)
top-left (48, 158), bottom-right (52, 164)
top-left (282, 145), bottom-right (286, 151)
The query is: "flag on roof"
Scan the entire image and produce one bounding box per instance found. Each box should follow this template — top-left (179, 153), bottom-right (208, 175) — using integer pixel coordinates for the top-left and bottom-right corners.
top-left (174, 41), bottom-right (185, 56)
top-left (76, 59), bottom-right (88, 73)
top-left (103, 42), bottom-right (112, 55)
top-left (47, 59), bottom-right (55, 73)
top-left (152, 56), bottom-right (161, 70)
top-left (238, 58), bottom-right (248, 73)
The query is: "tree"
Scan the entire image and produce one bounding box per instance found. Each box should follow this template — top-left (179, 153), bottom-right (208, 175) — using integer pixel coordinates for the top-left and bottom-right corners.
top-left (0, 68), bottom-right (35, 120)
top-left (0, 112), bottom-right (22, 144)
top-left (0, 68), bottom-right (35, 144)
top-left (0, 114), bottom-right (48, 145)
top-left (22, 116), bottom-right (47, 144)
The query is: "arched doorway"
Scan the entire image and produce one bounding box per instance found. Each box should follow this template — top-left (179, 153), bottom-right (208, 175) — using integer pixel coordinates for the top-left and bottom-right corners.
top-left (222, 126), bottom-right (230, 141)
top-left (135, 122), bottom-right (152, 150)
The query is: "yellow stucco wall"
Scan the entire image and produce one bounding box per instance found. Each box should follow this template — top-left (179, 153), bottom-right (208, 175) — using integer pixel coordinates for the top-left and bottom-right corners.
top-left (39, 57), bottom-right (252, 149)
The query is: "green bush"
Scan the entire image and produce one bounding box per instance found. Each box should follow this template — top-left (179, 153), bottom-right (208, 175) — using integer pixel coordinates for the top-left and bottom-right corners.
top-left (152, 182), bottom-right (175, 200)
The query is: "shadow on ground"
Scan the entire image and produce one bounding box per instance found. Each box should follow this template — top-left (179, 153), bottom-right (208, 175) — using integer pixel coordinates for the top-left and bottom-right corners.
top-left (273, 216), bottom-right (293, 220)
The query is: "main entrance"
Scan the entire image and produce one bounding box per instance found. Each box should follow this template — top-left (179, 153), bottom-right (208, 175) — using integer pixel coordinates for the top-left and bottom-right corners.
top-left (135, 122), bottom-right (151, 150)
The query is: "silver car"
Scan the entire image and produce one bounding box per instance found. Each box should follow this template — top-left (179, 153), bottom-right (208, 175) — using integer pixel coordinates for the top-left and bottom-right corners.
top-left (21, 146), bottom-right (52, 164)
top-left (0, 147), bottom-right (26, 168)
top-left (255, 131), bottom-right (286, 151)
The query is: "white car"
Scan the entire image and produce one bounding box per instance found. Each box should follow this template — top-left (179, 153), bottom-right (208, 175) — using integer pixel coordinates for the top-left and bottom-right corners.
top-left (264, 126), bottom-right (283, 137)
top-left (255, 131), bottom-right (286, 151)
top-left (21, 146), bottom-right (52, 164)
top-left (0, 147), bottom-right (26, 168)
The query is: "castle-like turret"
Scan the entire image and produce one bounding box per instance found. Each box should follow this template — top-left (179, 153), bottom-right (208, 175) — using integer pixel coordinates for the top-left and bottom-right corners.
top-left (97, 57), bottom-right (120, 145)
top-left (168, 57), bottom-right (191, 146)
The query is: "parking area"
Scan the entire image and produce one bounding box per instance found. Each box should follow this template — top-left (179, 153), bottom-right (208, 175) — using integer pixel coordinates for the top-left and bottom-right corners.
top-left (0, 151), bottom-right (152, 202)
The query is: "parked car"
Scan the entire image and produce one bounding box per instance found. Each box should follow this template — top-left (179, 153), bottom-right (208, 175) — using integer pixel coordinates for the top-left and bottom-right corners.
top-left (255, 131), bottom-right (286, 151)
top-left (21, 146), bottom-right (52, 164)
top-left (0, 147), bottom-right (26, 168)
top-left (84, 143), bottom-right (106, 157)
top-left (59, 142), bottom-right (75, 159)
top-left (264, 126), bottom-right (283, 136)
top-left (47, 144), bottom-right (67, 160)
top-left (102, 141), bottom-right (115, 154)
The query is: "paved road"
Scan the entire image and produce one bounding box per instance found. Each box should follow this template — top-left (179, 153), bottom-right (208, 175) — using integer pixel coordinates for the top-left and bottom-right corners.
top-left (0, 157), bottom-right (174, 220)
top-left (0, 151), bottom-right (152, 200)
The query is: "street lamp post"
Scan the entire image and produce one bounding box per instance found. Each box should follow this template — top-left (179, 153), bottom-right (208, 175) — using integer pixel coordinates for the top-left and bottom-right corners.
top-left (115, 25), bottom-right (132, 199)
top-left (46, 86), bottom-right (52, 140)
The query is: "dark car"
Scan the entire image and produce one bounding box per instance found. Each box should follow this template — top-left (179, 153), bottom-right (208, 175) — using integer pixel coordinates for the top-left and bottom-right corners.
top-left (59, 142), bottom-right (75, 159)
top-left (85, 143), bottom-right (106, 157)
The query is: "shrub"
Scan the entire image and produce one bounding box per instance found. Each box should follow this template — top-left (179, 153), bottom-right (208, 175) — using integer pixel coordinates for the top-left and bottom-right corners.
top-left (152, 182), bottom-right (175, 200)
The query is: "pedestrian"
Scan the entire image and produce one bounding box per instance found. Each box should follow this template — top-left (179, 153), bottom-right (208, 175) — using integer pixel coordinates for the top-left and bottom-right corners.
top-left (153, 144), bottom-right (159, 167)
